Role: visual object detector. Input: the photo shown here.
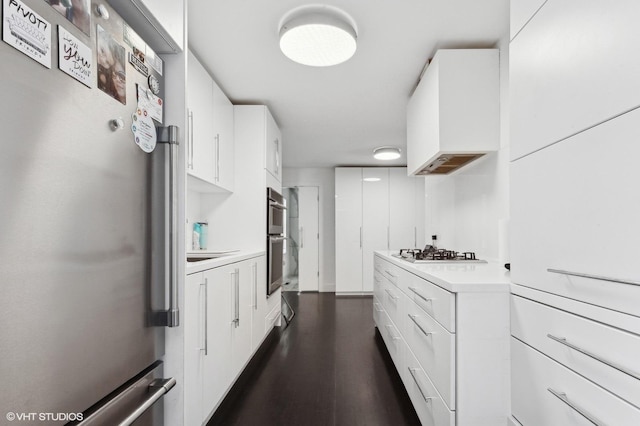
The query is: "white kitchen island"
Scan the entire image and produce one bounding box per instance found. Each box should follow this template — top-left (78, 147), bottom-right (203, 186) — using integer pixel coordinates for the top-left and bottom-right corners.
top-left (373, 251), bottom-right (511, 426)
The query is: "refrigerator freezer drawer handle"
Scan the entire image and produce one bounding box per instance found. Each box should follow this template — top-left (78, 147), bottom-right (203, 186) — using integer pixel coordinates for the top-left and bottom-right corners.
top-left (118, 378), bottom-right (177, 426)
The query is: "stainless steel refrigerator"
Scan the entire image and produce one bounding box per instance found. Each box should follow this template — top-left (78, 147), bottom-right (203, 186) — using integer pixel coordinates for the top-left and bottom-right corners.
top-left (0, 1), bottom-right (178, 424)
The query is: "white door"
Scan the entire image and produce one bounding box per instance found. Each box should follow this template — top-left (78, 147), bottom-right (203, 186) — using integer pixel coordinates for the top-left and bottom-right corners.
top-left (298, 187), bottom-right (319, 291)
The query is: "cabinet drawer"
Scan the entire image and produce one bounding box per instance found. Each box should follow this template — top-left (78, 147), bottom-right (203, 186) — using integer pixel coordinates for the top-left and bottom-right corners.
top-left (382, 262), bottom-right (400, 287)
top-left (405, 345), bottom-right (455, 426)
top-left (265, 303), bottom-right (280, 332)
top-left (402, 271), bottom-right (456, 333)
top-left (512, 338), bottom-right (640, 426)
top-left (379, 308), bottom-right (404, 372)
top-left (405, 298), bottom-right (455, 409)
top-left (381, 278), bottom-right (403, 327)
top-left (373, 297), bottom-right (385, 329)
top-left (373, 272), bottom-right (384, 302)
top-left (512, 295), bottom-right (640, 405)
top-left (374, 256), bottom-right (384, 274)
top-left (511, 108), bottom-right (640, 315)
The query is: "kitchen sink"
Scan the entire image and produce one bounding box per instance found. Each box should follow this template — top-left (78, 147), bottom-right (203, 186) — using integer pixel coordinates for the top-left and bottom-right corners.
top-left (186, 250), bottom-right (239, 263)
top-left (187, 257), bottom-right (218, 262)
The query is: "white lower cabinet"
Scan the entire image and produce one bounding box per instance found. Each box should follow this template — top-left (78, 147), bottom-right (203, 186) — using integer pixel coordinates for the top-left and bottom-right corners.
top-left (185, 254), bottom-right (279, 425)
top-left (512, 338), bottom-right (640, 426)
top-left (373, 253), bottom-right (510, 425)
top-left (405, 344), bottom-right (455, 426)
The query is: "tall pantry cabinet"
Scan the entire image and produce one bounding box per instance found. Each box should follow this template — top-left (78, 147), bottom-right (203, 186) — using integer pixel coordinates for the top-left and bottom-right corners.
top-left (509, 1), bottom-right (640, 425)
top-left (335, 168), bottom-right (424, 294)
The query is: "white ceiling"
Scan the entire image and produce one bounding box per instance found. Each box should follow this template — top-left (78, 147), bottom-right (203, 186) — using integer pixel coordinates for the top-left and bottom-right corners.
top-left (188, 0), bottom-right (508, 168)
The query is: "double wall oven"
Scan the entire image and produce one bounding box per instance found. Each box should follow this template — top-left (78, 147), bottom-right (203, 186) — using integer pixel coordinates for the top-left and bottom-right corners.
top-left (267, 188), bottom-right (285, 296)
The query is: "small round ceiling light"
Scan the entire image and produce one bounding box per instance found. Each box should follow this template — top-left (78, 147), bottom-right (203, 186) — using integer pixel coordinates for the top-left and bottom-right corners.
top-left (279, 5), bottom-right (357, 67)
top-left (373, 147), bottom-right (401, 161)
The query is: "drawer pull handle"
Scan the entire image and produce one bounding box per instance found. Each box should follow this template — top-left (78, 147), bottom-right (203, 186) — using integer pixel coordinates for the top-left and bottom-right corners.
top-left (408, 314), bottom-right (433, 338)
top-left (547, 268), bottom-right (640, 287)
top-left (408, 287), bottom-right (433, 303)
top-left (408, 367), bottom-right (435, 405)
top-left (547, 334), bottom-right (640, 381)
top-left (547, 388), bottom-right (604, 426)
top-left (385, 289), bottom-right (399, 300)
top-left (373, 303), bottom-right (385, 313)
top-left (385, 270), bottom-right (397, 279)
top-left (385, 325), bottom-right (402, 340)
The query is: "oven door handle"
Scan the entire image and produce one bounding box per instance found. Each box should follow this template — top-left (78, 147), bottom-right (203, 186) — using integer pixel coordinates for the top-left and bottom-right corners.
top-left (270, 236), bottom-right (286, 242)
top-left (269, 200), bottom-right (287, 210)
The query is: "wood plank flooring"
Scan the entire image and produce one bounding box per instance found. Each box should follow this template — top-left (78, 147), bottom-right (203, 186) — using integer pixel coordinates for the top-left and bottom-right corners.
top-left (208, 292), bottom-right (420, 426)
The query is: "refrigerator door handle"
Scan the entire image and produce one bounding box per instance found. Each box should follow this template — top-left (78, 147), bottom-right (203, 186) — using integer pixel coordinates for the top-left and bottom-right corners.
top-left (152, 125), bottom-right (180, 327)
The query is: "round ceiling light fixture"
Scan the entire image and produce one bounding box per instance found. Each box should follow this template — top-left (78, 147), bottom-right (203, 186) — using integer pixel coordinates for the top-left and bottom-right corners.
top-left (373, 147), bottom-right (402, 161)
top-left (279, 5), bottom-right (357, 67)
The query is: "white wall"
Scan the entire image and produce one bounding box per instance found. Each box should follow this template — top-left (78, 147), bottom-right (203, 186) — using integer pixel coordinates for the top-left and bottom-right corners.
top-left (423, 36), bottom-right (510, 263)
top-left (282, 168), bottom-right (336, 292)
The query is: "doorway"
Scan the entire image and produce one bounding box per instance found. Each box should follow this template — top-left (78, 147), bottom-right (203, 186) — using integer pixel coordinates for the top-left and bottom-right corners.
top-left (282, 186), bottom-right (319, 292)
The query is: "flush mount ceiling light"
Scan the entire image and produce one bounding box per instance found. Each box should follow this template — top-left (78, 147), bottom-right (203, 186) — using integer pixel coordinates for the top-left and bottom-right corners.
top-left (373, 147), bottom-right (401, 160)
top-left (279, 5), bottom-right (357, 67)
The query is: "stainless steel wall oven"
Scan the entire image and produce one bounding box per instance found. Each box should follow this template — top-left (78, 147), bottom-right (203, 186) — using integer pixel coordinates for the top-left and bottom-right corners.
top-left (267, 188), bottom-right (285, 295)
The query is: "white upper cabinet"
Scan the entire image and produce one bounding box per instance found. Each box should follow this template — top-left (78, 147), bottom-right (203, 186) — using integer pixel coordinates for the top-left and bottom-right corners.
top-left (407, 49), bottom-right (499, 176)
top-left (107, 0), bottom-right (184, 53)
top-left (187, 51), bottom-right (235, 192)
top-left (510, 0), bottom-right (640, 160)
top-left (265, 110), bottom-right (282, 182)
top-left (212, 80), bottom-right (235, 192)
top-left (187, 51), bottom-right (215, 183)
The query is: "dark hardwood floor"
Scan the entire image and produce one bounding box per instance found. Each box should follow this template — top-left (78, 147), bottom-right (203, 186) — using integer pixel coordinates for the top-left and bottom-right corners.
top-left (208, 292), bottom-right (420, 426)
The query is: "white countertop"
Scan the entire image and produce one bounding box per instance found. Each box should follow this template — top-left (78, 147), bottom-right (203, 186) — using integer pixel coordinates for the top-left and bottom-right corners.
top-left (186, 250), bottom-right (266, 275)
top-left (375, 250), bottom-right (511, 293)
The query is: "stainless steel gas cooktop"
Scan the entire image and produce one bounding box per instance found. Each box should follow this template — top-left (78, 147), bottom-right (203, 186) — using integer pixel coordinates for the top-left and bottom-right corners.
top-left (391, 247), bottom-right (487, 264)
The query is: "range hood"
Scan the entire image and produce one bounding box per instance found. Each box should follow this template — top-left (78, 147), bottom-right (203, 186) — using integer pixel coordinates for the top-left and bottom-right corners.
top-left (407, 49), bottom-right (499, 176)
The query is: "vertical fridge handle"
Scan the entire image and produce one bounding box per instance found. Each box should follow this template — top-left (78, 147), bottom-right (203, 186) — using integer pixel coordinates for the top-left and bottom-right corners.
top-left (152, 125), bottom-right (180, 327)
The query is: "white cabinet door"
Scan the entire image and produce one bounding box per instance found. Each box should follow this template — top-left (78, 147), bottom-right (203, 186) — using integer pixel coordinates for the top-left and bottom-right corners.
top-left (511, 108), bottom-right (640, 313)
top-left (202, 266), bottom-right (232, 419)
top-left (250, 256), bottom-right (269, 349)
top-left (265, 109), bottom-right (282, 182)
top-left (510, 0), bottom-right (640, 159)
top-left (136, 0), bottom-right (184, 50)
top-left (298, 187), bottom-right (319, 292)
top-left (389, 168), bottom-right (418, 249)
top-left (212, 80), bottom-right (234, 192)
top-left (362, 168), bottom-right (389, 292)
top-left (187, 51), bottom-right (215, 183)
top-left (510, 0), bottom-right (546, 40)
top-left (231, 263), bottom-right (253, 376)
top-left (184, 273), bottom-right (205, 426)
top-left (335, 168), bottom-right (363, 293)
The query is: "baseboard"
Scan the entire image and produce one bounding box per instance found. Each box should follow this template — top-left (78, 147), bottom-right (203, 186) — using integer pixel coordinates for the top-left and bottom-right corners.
top-left (320, 283), bottom-right (335, 293)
